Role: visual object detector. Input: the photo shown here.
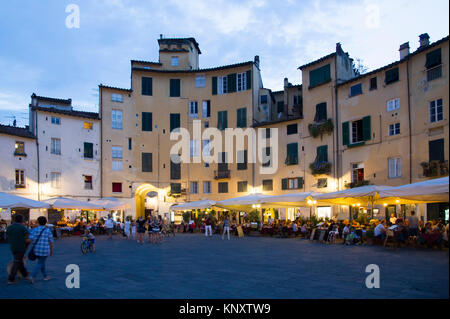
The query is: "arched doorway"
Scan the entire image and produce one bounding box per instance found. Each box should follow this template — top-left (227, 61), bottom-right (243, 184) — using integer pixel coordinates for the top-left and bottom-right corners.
top-left (134, 183), bottom-right (174, 218)
top-left (135, 184), bottom-right (159, 218)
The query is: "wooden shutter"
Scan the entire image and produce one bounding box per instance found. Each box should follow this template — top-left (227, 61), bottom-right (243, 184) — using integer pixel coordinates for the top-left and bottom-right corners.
top-left (287, 124), bottom-right (298, 135)
top-left (342, 121), bottom-right (350, 146)
top-left (362, 116), bottom-right (371, 141)
top-left (142, 153), bottom-right (152, 172)
top-left (142, 77), bottom-right (152, 96)
top-left (237, 108), bottom-right (246, 128)
top-left (297, 177), bottom-right (304, 189)
top-left (287, 143), bottom-right (298, 164)
top-left (223, 111), bottom-right (228, 129)
top-left (142, 112), bottom-right (152, 131)
top-left (317, 145), bottom-right (328, 162)
top-left (281, 178), bottom-right (288, 190)
top-left (385, 68), bottom-right (399, 84)
top-left (425, 48), bottom-right (441, 69)
top-left (84, 142), bottom-right (93, 158)
top-left (212, 77), bottom-right (217, 95)
top-left (170, 155), bottom-right (181, 179)
top-left (310, 64), bottom-right (331, 88)
top-left (170, 113), bottom-right (180, 132)
top-left (246, 70), bottom-right (251, 89)
top-left (429, 139), bottom-right (444, 162)
top-left (171, 183), bottom-right (181, 194)
top-left (170, 79), bottom-right (180, 97)
top-left (227, 73), bottom-right (236, 93)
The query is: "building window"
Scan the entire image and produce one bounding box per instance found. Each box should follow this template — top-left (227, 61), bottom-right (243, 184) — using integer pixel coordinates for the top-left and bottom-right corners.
top-left (389, 123), bottom-right (400, 136)
top-left (170, 183), bottom-right (181, 194)
top-left (112, 182), bottom-right (122, 193)
top-left (170, 154), bottom-right (181, 180)
top-left (317, 178), bottom-right (327, 188)
top-left (351, 163), bottom-right (364, 183)
top-left (190, 181), bottom-right (198, 194)
top-left (287, 123), bottom-right (298, 135)
top-left (84, 122), bottom-right (93, 130)
top-left (351, 120), bottom-right (364, 143)
top-left (261, 95), bottom-right (268, 104)
top-left (202, 100), bottom-right (211, 118)
top-left (343, 116), bottom-right (371, 146)
top-left (51, 117), bottom-right (61, 125)
top-left (349, 83), bottom-right (362, 97)
top-left (385, 67), bottom-right (399, 85)
top-left (236, 108), bottom-right (247, 128)
top-left (14, 141), bottom-right (25, 155)
top-left (112, 146), bottom-right (122, 171)
top-left (237, 72), bottom-right (247, 92)
top-left (190, 140), bottom-right (200, 157)
top-left (262, 147), bottom-right (271, 167)
top-left (237, 181), bottom-right (248, 193)
top-left (387, 98), bottom-right (400, 112)
top-left (262, 179), bottom-right (273, 191)
top-left (171, 56), bottom-right (179, 66)
top-left (112, 160), bottom-right (122, 171)
top-left (142, 153), bottom-right (152, 172)
top-left (170, 113), bottom-right (180, 132)
top-left (203, 181), bottom-right (211, 194)
top-left (218, 182), bottom-right (228, 193)
top-left (111, 93), bottom-right (123, 102)
top-left (195, 75), bottom-right (206, 88)
top-left (142, 77), bottom-right (153, 96)
top-left (189, 101), bottom-right (199, 118)
top-left (309, 64), bottom-right (331, 88)
top-left (218, 76), bottom-right (228, 95)
top-left (388, 157), bottom-right (401, 178)
top-left (281, 177), bottom-right (303, 190)
top-left (277, 101), bottom-right (284, 114)
top-left (51, 138), bottom-right (61, 155)
top-left (128, 138), bottom-right (132, 150)
top-left (15, 169), bottom-right (25, 188)
top-left (84, 142), bottom-right (93, 159)
top-left (112, 110), bottom-right (123, 129)
top-left (84, 175), bottom-right (93, 190)
top-left (202, 140), bottom-right (212, 158)
top-left (286, 143), bottom-right (298, 165)
top-left (316, 145), bottom-right (328, 163)
top-left (217, 111), bottom-right (228, 130)
top-left (429, 99), bottom-right (443, 123)
top-left (314, 102), bottom-right (327, 122)
top-left (369, 77), bottom-right (377, 90)
top-left (170, 79), bottom-right (181, 97)
top-left (142, 112), bottom-right (152, 131)
top-left (50, 172), bottom-right (61, 188)
top-left (265, 128), bottom-right (271, 139)
top-left (426, 48), bottom-right (442, 81)
top-left (429, 139), bottom-right (444, 162)
top-left (237, 150), bottom-right (248, 170)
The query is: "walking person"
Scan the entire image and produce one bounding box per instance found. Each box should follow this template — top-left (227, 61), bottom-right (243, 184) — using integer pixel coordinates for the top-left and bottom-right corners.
top-left (222, 216), bottom-right (230, 240)
top-left (136, 216), bottom-right (146, 244)
top-left (104, 215), bottom-right (115, 239)
top-left (131, 219), bottom-right (137, 240)
top-left (124, 217), bottom-right (131, 239)
top-left (146, 215), bottom-right (154, 243)
top-left (205, 215), bottom-right (212, 237)
top-left (29, 216), bottom-right (54, 283)
top-left (152, 216), bottom-right (162, 243)
top-left (6, 214), bottom-right (32, 284)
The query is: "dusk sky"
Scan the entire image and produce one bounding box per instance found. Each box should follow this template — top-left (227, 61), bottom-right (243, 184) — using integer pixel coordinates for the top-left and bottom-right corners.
top-left (1, 0), bottom-right (448, 127)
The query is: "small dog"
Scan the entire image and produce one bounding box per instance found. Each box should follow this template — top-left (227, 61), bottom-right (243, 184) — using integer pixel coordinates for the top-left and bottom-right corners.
top-left (7, 256), bottom-right (27, 279)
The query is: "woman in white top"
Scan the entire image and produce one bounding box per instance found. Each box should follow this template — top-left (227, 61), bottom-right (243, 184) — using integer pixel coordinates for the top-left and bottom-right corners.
top-left (124, 218), bottom-right (131, 239)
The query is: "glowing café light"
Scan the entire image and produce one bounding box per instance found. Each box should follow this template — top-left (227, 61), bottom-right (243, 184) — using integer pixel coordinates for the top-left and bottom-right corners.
top-left (256, 204), bottom-right (261, 208)
top-left (307, 199), bottom-right (312, 205)
top-left (357, 203), bottom-right (361, 207)
top-left (396, 199), bottom-right (400, 203)
top-left (352, 204), bottom-right (356, 207)
top-left (383, 203), bottom-right (387, 207)
top-left (313, 200), bottom-right (317, 205)
top-left (252, 204), bottom-right (256, 208)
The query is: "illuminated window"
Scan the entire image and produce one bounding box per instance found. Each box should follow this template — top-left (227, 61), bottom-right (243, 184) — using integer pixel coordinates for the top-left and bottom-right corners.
top-left (14, 141), bottom-right (25, 155)
top-left (84, 122), bottom-right (93, 130)
top-left (84, 175), bottom-right (93, 189)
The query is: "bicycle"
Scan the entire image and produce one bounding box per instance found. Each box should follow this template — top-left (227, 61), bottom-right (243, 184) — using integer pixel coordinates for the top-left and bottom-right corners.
top-left (81, 236), bottom-right (95, 254)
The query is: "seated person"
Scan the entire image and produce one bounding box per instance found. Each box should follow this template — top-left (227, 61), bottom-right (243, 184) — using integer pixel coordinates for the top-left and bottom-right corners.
top-left (419, 222), bottom-right (443, 248)
top-left (300, 223), bottom-right (308, 237)
top-left (374, 220), bottom-right (386, 241)
top-left (393, 219), bottom-right (409, 244)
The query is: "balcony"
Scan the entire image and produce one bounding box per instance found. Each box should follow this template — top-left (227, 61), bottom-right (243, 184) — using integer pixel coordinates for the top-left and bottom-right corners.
top-left (421, 160), bottom-right (448, 177)
top-left (214, 169), bottom-right (230, 179)
top-left (309, 161), bottom-right (332, 175)
top-left (13, 151), bottom-right (27, 157)
top-left (308, 118), bottom-right (334, 138)
top-left (345, 180), bottom-right (370, 189)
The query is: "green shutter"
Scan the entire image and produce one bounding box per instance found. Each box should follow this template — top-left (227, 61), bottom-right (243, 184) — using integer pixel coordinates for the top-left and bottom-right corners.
top-left (310, 64), bottom-right (331, 88)
top-left (317, 145), bottom-right (328, 162)
top-left (227, 73), bottom-right (236, 93)
top-left (218, 111), bottom-right (227, 130)
top-left (223, 111), bottom-right (227, 129)
top-left (277, 101), bottom-right (284, 113)
top-left (237, 108), bottom-right (246, 128)
top-left (142, 112), bottom-right (152, 131)
top-left (281, 178), bottom-right (288, 190)
top-left (142, 77), bottom-right (152, 96)
top-left (385, 68), bottom-right (399, 84)
top-left (286, 143), bottom-right (298, 165)
top-left (297, 177), bottom-right (304, 189)
top-left (84, 142), bottom-right (93, 158)
top-left (170, 79), bottom-right (180, 97)
top-left (246, 70), bottom-right (251, 90)
top-left (212, 77), bottom-right (217, 95)
top-left (362, 116), bottom-right (371, 141)
top-left (342, 121), bottom-right (349, 146)
top-left (170, 113), bottom-right (180, 132)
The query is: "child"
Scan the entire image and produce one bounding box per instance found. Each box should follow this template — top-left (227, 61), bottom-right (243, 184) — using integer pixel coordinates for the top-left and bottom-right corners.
top-left (85, 229), bottom-right (96, 252)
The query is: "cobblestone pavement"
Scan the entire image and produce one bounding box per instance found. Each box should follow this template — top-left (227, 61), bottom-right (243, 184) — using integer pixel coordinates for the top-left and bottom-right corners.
top-left (1, 233), bottom-right (448, 299)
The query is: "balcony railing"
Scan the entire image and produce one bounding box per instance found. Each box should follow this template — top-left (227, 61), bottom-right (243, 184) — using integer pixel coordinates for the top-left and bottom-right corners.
top-left (345, 180), bottom-right (370, 189)
top-left (214, 169), bottom-right (230, 179)
top-left (427, 65), bottom-right (442, 82)
top-left (309, 161), bottom-right (332, 175)
top-left (421, 160), bottom-right (448, 177)
top-left (308, 118), bottom-right (334, 138)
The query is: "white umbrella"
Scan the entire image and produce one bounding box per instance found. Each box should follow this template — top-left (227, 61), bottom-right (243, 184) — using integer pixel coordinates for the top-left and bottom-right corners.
top-left (0, 192), bottom-right (50, 209)
top-left (171, 199), bottom-right (216, 211)
top-left (216, 193), bottom-right (272, 212)
top-left (259, 191), bottom-right (326, 208)
top-left (43, 197), bottom-right (103, 210)
top-left (378, 177), bottom-right (449, 203)
top-left (90, 197), bottom-right (130, 210)
top-left (312, 185), bottom-right (394, 206)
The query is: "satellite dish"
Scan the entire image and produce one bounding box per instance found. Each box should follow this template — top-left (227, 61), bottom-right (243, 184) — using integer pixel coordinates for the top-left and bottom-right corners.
top-left (146, 191), bottom-right (158, 198)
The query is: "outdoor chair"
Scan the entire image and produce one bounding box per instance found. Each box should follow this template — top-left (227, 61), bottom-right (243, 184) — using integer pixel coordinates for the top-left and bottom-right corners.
top-left (383, 229), bottom-right (398, 250)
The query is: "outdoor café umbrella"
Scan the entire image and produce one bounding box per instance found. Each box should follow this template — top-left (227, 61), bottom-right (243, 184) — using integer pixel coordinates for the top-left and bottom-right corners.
top-left (215, 193), bottom-right (272, 212)
top-left (171, 199), bottom-right (216, 211)
top-left (0, 192), bottom-right (50, 209)
top-left (90, 197), bottom-right (130, 210)
top-left (259, 191), bottom-right (326, 208)
top-left (312, 185), bottom-right (395, 206)
top-left (42, 197), bottom-right (104, 210)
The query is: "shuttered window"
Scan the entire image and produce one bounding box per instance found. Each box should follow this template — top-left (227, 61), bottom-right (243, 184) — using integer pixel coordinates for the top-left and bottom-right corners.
top-left (315, 102), bottom-right (327, 122)
top-left (262, 147), bottom-right (271, 167)
top-left (202, 100), bottom-right (211, 118)
top-left (262, 179), bottom-right (273, 191)
top-left (218, 182), bottom-right (228, 193)
top-left (287, 123), bottom-right (298, 135)
top-left (170, 183), bottom-right (181, 194)
top-left (429, 99), bottom-right (443, 123)
top-left (170, 113), bottom-right (180, 132)
top-left (385, 67), bottom-right (399, 85)
top-left (170, 79), bottom-right (180, 97)
top-left (343, 116), bottom-right (371, 146)
top-left (369, 77), bottom-right (377, 90)
top-left (349, 83), bottom-right (362, 97)
top-left (217, 111), bottom-right (228, 130)
top-left (425, 48), bottom-right (441, 69)
top-left (227, 73), bottom-right (237, 93)
top-left (429, 139), bottom-right (444, 162)
top-left (277, 101), bottom-right (284, 114)
top-left (112, 183), bottom-right (122, 193)
top-left (316, 145), bottom-right (328, 163)
top-left (83, 142), bottom-right (93, 159)
top-left (236, 108), bottom-right (247, 128)
top-left (286, 143), bottom-right (298, 165)
top-left (388, 157), bottom-right (401, 178)
top-left (237, 181), bottom-right (248, 193)
top-left (142, 77), bottom-right (152, 96)
top-left (237, 150), bottom-right (248, 170)
top-left (142, 153), bottom-right (152, 172)
top-left (246, 70), bottom-right (252, 90)
top-left (282, 177), bottom-right (303, 190)
top-left (142, 112), bottom-right (152, 131)
top-left (212, 77), bottom-right (218, 95)
top-left (170, 155), bottom-right (181, 179)
top-left (309, 64), bottom-right (331, 88)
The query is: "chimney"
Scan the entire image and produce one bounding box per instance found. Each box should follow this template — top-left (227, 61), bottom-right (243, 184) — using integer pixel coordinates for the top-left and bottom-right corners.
top-left (284, 77), bottom-right (289, 88)
top-left (254, 55), bottom-right (260, 68)
top-left (399, 42), bottom-right (410, 60)
top-left (160, 34), bottom-right (163, 39)
top-left (419, 33), bottom-right (430, 48)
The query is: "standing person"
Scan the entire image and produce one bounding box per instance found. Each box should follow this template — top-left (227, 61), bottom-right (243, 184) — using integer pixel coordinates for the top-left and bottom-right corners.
top-left (222, 216), bottom-right (230, 240)
top-left (147, 216), bottom-right (154, 243)
top-left (6, 214), bottom-right (32, 284)
top-left (29, 216), bottom-right (54, 283)
top-left (136, 216), bottom-right (146, 244)
top-left (407, 211), bottom-right (419, 237)
top-left (124, 217), bottom-right (131, 239)
top-left (104, 215), bottom-right (115, 239)
top-left (205, 215), bottom-right (212, 237)
top-left (131, 219), bottom-right (137, 240)
top-left (152, 216), bottom-right (162, 243)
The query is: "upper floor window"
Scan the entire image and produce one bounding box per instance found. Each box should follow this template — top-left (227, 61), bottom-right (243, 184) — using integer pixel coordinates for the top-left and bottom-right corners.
top-left (237, 72), bottom-right (247, 92)
top-left (261, 95), bottom-right (268, 104)
top-left (15, 169), bottom-right (25, 188)
top-left (190, 181), bottom-right (198, 194)
top-left (369, 77), bottom-right (377, 90)
top-left (236, 108), bottom-right (247, 128)
top-left (171, 56), bottom-right (179, 66)
top-left (217, 111), bottom-right (228, 130)
top-left (51, 138), bottom-right (61, 155)
top-left (142, 77), bottom-right (153, 96)
top-left (112, 182), bottom-right (122, 193)
top-left (203, 181), bottom-right (212, 194)
top-left (170, 79), bottom-right (181, 97)
top-left (387, 98), bottom-right (400, 112)
top-left (287, 123), bottom-right (298, 135)
top-left (426, 48), bottom-right (442, 81)
top-left (389, 123), bottom-right (400, 136)
top-left (385, 67), bottom-right (399, 85)
top-left (309, 64), bottom-right (331, 88)
top-left (351, 120), bottom-right (364, 143)
top-left (388, 157), bottom-right (402, 178)
top-left (51, 116), bottom-right (61, 125)
top-left (112, 146), bottom-right (122, 159)
top-left (349, 83), bottom-right (362, 97)
top-left (351, 163), bottom-right (364, 183)
top-left (314, 102), bottom-right (327, 122)
top-left (429, 99), bottom-right (443, 123)
top-left (14, 141), bottom-right (25, 155)
top-left (84, 122), bottom-right (93, 130)
top-left (111, 93), bottom-right (123, 102)
top-left (202, 100), bottom-right (211, 118)
top-left (218, 76), bottom-right (228, 94)
top-left (262, 179), bottom-right (273, 191)
top-left (195, 75), bottom-right (205, 88)
top-left (84, 175), bottom-right (93, 190)
top-left (189, 101), bottom-right (199, 118)
top-left (112, 110), bottom-right (123, 129)
top-left (50, 172), bottom-right (61, 188)
top-left (190, 140), bottom-right (200, 157)
top-left (84, 142), bottom-right (94, 159)
top-left (286, 143), bottom-right (298, 165)
top-left (142, 112), bottom-right (152, 131)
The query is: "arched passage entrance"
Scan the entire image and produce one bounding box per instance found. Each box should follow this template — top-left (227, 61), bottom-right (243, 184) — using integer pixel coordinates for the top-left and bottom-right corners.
top-left (135, 183), bottom-right (174, 218)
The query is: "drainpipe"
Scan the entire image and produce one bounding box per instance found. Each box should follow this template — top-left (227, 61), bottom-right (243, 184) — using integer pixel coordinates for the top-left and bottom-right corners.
top-left (99, 87), bottom-right (103, 198)
top-left (35, 109), bottom-right (40, 201)
top-left (406, 59), bottom-right (412, 183)
top-left (334, 59), bottom-right (339, 192)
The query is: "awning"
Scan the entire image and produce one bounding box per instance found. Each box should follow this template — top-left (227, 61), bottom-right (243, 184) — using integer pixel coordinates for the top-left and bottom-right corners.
top-left (378, 177), bottom-right (449, 203)
top-left (90, 197), bottom-right (130, 210)
top-left (42, 197), bottom-right (104, 210)
top-left (215, 193), bottom-right (272, 212)
top-left (0, 192), bottom-right (50, 209)
top-left (171, 199), bottom-right (216, 211)
top-left (259, 191), bottom-right (326, 208)
top-left (312, 185), bottom-right (395, 206)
